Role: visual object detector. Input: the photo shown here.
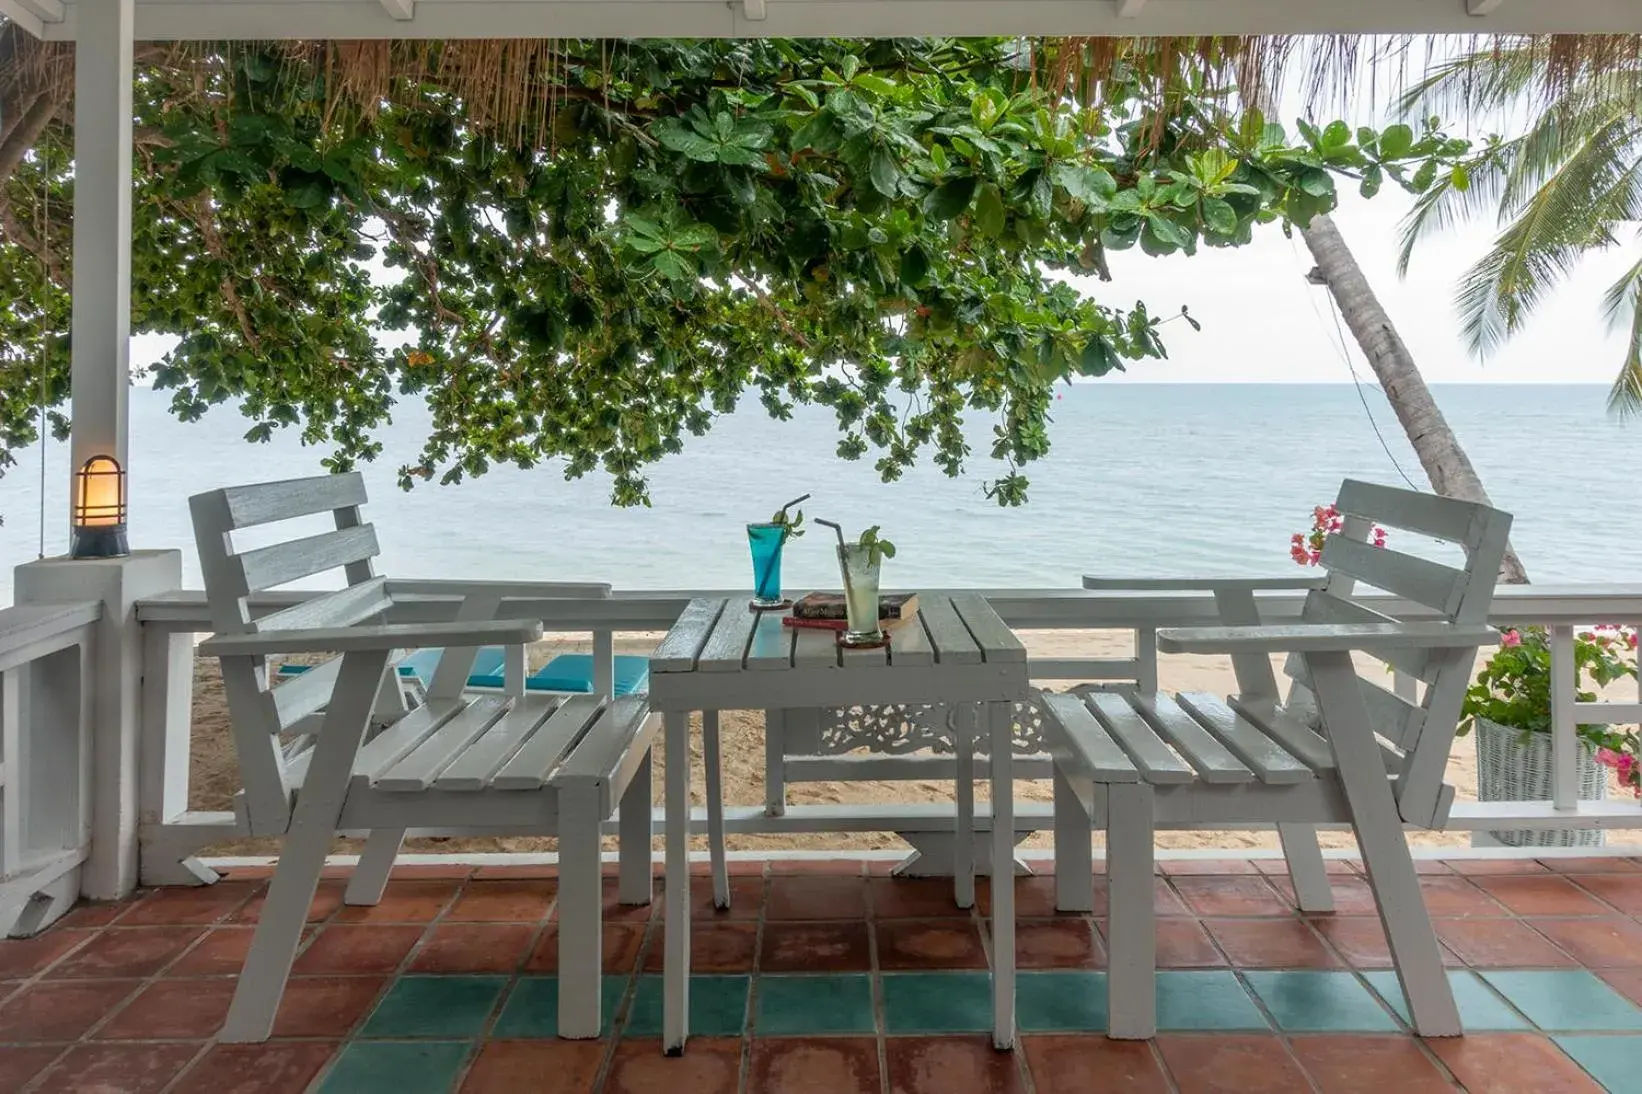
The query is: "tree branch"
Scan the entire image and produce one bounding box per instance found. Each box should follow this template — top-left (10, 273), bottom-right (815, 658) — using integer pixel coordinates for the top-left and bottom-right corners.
top-left (0, 191), bottom-right (68, 288)
top-left (0, 84), bottom-right (66, 192)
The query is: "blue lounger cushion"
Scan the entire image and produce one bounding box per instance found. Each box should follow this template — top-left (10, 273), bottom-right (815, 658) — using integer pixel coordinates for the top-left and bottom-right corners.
top-left (532, 653), bottom-right (649, 697)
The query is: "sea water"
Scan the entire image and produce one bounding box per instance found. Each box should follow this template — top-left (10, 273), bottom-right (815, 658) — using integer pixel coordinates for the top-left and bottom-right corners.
top-left (1, 383), bottom-right (1636, 603)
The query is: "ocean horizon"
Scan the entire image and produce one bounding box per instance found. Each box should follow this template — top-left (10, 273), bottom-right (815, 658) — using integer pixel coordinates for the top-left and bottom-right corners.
top-left (2, 382), bottom-right (1636, 604)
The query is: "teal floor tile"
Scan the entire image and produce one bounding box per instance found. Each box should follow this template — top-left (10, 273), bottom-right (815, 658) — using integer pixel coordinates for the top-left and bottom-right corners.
top-left (317, 1041), bottom-right (470, 1094)
top-left (625, 976), bottom-right (749, 1038)
top-left (1241, 971), bottom-right (1399, 1033)
top-left (1157, 971), bottom-right (1269, 1031)
top-left (360, 976), bottom-right (507, 1039)
top-left (491, 976), bottom-right (628, 1038)
top-left (756, 975), bottom-right (875, 1035)
top-left (882, 972), bottom-right (993, 1034)
top-left (1363, 970), bottom-right (1530, 1031)
top-left (1017, 971), bottom-right (1106, 1032)
top-left (1554, 1034), bottom-right (1642, 1092)
top-left (1482, 972), bottom-right (1642, 1032)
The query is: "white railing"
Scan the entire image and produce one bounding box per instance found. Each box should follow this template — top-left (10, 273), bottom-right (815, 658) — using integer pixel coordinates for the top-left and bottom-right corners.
top-left (126, 584), bottom-right (1642, 883)
top-left (0, 600), bottom-right (99, 935)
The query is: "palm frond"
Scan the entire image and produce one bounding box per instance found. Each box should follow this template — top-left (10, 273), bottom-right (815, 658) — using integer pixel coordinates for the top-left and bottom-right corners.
top-left (1396, 143), bottom-right (1515, 276)
top-left (1606, 270), bottom-right (1642, 418)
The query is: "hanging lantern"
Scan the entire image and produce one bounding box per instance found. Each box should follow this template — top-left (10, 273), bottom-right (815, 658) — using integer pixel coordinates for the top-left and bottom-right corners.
top-left (71, 455), bottom-right (129, 559)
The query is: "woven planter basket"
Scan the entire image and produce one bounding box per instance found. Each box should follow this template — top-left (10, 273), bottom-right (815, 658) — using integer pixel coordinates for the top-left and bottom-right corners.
top-left (1473, 716), bottom-right (1607, 848)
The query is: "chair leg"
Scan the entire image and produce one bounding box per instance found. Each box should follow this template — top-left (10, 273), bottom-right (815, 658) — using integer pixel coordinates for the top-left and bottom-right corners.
top-left (988, 701), bottom-right (1016, 1050)
top-left (557, 784), bottom-right (604, 1039)
top-left (1277, 824), bottom-right (1334, 913)
top-left (662, 710), bottom-right (692, 1054)
top-left (221, 650), bottom-right (387, 1043)
top-left (343, 828), bottom-right (405, 906)
top-left (702, 710), bottom-right (730, 910)
top-left (617, 750), bottom-right (654, 906)
top-left (1106, 781), bottom-right (1156, 1040)
top-left (953, 705), bottom-right (975, 911)
top-left (1308, 650), bottom-right (1460, 1037)
top-left (1053, 767), bottom-right (1094, 913)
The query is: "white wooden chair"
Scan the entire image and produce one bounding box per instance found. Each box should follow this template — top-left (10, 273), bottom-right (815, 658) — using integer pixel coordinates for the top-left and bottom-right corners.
top-left (1045, 480), bottom-right (1512, 1039)
top-left (191, 472), bottom-right (658, 1042)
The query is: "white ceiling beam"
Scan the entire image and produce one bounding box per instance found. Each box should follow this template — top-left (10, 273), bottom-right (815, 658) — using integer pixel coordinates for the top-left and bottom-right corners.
top-left (378, 0), bottom-right (414, 18)
top-left (0, 0), bottom-right (64, 36)
top-left (0, 0), bottom-right (47, 37)
top-left (1116, 0), bottom-right (1147, 17)
top-left (1468, 0), bottom-right (1506, 15)
top-left (33, 0), bottom-right (1642, 44)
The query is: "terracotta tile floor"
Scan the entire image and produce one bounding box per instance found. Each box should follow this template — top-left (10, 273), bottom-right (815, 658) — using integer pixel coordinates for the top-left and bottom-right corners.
top-left (4, 857), bottom-right (1642, 1092)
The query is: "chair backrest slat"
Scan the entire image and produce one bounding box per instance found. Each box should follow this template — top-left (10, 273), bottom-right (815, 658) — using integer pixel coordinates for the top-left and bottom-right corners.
top-left (1296, 593), bottom-right (1440, 685)
top-left (252, 576), bottom-right (392, 634)
top-left (235, 524), bottom-right (380, 594)
top-left (221, 474), bottom-right (371, 528)
top-left (269, 657), bottom-right (344, 730)
top-left (1319, 535), bottom-right (1467, 616)
top-left (1334, 479), bottom-right (1495, 547)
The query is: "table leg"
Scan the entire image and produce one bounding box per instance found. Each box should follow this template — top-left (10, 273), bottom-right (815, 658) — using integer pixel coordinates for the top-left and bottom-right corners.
top-left (952, 705), bottom-right (975, 910)
top-left (988, 700), bottom-right (1015, 1050)
top-left (703, 710), bottom-right (730, 909)
top-left (663, 709), bottom-right (692, 1054)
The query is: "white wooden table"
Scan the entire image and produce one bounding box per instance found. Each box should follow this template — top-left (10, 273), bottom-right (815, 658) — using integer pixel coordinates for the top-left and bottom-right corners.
top-left (647, 593), bottom-right (1031, 1053)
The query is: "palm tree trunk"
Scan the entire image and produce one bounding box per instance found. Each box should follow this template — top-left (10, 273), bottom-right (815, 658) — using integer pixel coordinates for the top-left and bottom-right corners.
top-left (1301, 213), bottom-right (1530, 584)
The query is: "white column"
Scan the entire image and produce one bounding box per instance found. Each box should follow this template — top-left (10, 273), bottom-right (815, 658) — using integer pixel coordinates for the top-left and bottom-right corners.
top-left (69, 0), bottom-right (135, 517)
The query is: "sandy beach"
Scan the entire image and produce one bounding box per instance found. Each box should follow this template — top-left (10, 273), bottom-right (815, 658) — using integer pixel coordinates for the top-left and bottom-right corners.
top-left (187, 629), bottom-right (1641, 859)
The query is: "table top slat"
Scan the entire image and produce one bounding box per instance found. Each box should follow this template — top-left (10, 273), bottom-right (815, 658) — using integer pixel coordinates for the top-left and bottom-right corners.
top-left (697, 602), bottom-right (761, 672)
top-left (951, 593), bottom-right (1027, 663)
top-left (918, 595), bottom-right (982, 665)
top-left (888, 613), bottom-right (935, 667)
top-left (649, 598), bottom-right (726, 672)
top-left (792, 623), bottom-right (841, 669)
top-left (745, 611), bottom-right (794, 670)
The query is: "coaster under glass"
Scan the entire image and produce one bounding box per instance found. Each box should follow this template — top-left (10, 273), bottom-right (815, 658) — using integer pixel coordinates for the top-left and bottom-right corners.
top-left (837, 629), bottom-right (888, 649)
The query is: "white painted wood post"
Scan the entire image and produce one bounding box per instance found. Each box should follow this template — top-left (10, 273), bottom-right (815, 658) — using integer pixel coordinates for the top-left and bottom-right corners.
top-left (763, 708), bottom-right (786, 816)
top-left (1106, 781), bottom-right (1156, 1039)
top-left (988, 700), bottom-right (1015, 1050)
top-left (1052, 767), bottom-right (1094, 912)
top-left (1551, 625), bottom-right (1578, 811)
top-left (69, 0), bottom-right (136, 501)
top-left (137, 626), bottom-right (217, 886)
top-left (593, 628), bottom-right (615, 699)
top-left (662, 709), bottom-right (691, 1054)
top-left (953, 705), bottom-right (975, 909)
top-left (617, 750), bottom-right (653, 906)
top-left (702, 710), bottom-right (729, 908)
top-left (1135, 627), bottom-right (1159, 695)
top-left (556, 781), bottom-right (604, 1039)
top-left (16, 553), bottom-right (182, 901)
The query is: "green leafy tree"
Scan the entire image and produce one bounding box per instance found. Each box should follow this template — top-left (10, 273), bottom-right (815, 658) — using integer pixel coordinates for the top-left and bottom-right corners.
top-left (1396, 41), bottom-right (1642, 416)
top-left (0, 36), bottom-right (1465, 505)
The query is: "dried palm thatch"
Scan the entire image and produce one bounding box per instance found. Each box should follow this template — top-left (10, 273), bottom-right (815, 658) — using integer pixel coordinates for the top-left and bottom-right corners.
top-left (3, 28), bottom-right (1642, 188)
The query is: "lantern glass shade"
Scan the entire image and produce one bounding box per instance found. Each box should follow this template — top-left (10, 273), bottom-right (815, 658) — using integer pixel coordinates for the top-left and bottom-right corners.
top-left (71, 455), bottom-right (129, 559)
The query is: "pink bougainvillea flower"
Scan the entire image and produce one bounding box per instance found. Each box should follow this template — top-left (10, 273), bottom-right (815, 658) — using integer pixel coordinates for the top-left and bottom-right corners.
top-left (1597, 748), bottom-right (1624, 768)
top-left (1500, 630), bottom-right (1522, 647)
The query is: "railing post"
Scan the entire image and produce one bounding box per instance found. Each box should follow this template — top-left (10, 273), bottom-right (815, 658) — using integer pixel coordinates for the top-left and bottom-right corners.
top-left (1136, 627), bottom-right (1159, 694)
top-left (1550, 624), bottom-right (1578, 811)
top-left (14, 552), bottom-right (183, 900)
top-left (137, 623), bottom-right (217, 886)
top-left (593, 628), bottom-right (615, 700)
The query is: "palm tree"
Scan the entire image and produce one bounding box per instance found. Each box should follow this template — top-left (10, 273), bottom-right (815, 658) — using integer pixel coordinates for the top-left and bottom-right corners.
top-left (1395, 40), bottom-right (1642, 417)
top-left (1300, 213), bottom-right (1531, 581)
top-left (1043, 36), bottom-right (1538, 580)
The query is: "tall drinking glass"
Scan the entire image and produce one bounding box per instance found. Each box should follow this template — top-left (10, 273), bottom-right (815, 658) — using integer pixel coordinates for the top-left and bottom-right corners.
top-left (837, 543), bottom-right (883, 646)
top-left (747, 523), bottom-right (788, 608)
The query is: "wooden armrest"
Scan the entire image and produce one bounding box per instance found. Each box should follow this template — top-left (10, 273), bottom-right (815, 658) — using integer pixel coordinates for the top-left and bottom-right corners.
top-left (200, 619), bottom-right (545, 657)
top-left (1155, 622), bottom-right (1497, 655)
top-left (1082, 575), bottom-right (1325, 592)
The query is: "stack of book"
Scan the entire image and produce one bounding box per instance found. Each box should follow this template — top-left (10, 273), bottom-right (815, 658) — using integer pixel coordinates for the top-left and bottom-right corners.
top-left (782, 592), bottom-right (920, 631)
